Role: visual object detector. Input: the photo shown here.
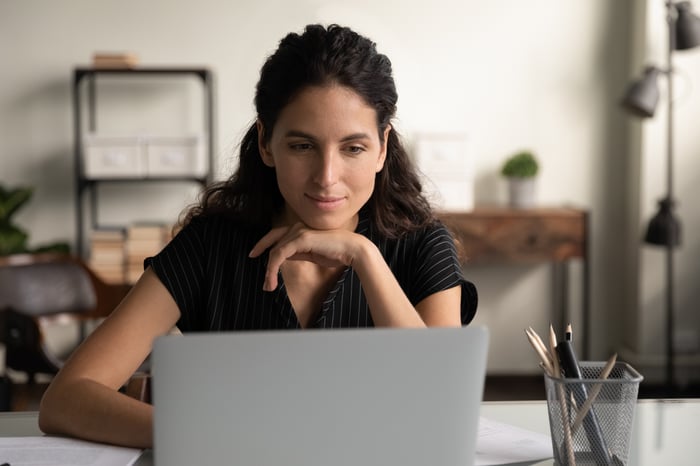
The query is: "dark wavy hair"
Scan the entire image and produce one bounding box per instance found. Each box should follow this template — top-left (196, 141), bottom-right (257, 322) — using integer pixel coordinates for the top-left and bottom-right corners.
top-left (184, 24), bottom-right (435, 238)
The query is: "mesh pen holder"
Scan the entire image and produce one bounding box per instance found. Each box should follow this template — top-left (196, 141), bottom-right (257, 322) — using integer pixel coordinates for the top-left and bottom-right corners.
top-left (544, 362), bottom-right (643, 466)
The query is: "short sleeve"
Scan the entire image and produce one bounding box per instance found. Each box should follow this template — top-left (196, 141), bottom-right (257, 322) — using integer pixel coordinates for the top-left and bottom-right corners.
top-left (409, 224), bottom-right (478, 325)
top-left (144, 217), bottom-right (208, 330)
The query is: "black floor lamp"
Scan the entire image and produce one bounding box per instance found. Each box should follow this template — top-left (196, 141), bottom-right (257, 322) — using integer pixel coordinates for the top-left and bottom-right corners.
top-left (621, 1), bottom-right (700, 390)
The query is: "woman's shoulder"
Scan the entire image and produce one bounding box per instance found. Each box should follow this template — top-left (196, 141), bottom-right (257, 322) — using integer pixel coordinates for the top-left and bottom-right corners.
top-left (406, 220), bottom-right (457, 254)
top-left (385, 219), bottom-right (453, 245)
top-left (364, 217), bottom-right (457, 262)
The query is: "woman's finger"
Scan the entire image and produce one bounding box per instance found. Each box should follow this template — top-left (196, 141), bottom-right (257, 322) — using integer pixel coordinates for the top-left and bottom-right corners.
top-left (262, 229), bottom-right (314, 291)
top-left (248, 226), bottom-right (291, 258)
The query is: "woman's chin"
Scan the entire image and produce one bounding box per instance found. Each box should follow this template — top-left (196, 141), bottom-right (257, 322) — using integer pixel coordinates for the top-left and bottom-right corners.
top-left (301, 213), bottom-right (358, 231)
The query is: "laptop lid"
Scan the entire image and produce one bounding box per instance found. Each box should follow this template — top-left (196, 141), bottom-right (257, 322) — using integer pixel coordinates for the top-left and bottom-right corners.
top-left (152, 326), bottom-right (489, 466)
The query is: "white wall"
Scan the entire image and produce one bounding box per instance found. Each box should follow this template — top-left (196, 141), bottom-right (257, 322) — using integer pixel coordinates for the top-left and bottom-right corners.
top-left (2, 0), bottom-right (678, 376)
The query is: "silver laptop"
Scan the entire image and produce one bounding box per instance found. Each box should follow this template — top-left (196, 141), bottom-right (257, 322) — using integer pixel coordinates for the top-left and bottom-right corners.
top-left (151, 326), bottom-right (489, 466)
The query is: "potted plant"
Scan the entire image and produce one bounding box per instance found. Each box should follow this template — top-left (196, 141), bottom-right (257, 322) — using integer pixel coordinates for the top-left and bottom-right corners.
top-left (0, 185), bottom-right (70, 256)
top-left (501, 150), bottom-right (539, 209)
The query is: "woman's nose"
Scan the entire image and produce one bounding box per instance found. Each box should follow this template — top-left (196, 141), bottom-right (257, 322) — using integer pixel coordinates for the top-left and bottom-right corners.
top-left (313, 151), bottom-right (339, 187)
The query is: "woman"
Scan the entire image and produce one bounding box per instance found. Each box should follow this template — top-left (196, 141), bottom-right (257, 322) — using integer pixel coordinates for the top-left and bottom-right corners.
top-left (39, 23), bottom-right (477, 448)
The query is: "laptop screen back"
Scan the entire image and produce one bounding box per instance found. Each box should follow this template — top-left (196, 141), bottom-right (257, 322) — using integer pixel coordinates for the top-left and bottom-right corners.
top-left (152, 326), bottom-right (489, 466)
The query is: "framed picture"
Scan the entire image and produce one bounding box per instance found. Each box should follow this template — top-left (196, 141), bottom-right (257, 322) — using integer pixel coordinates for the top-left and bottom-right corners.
top-left (413, 132), bottom-right (474, 211)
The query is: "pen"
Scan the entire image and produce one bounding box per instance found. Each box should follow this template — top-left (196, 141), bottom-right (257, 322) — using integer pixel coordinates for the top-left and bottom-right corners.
top-left (550, 324), bottom-right (576, 466)
top-left (557, 328), bottom-right (612, 465)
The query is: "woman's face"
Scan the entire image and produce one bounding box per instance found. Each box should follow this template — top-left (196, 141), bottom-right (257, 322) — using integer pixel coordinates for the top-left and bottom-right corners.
top-left (258, 85), bottom-right (389, 231)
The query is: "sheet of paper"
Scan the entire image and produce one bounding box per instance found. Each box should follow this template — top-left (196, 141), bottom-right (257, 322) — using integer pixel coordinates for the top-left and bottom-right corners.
top-left (476, 417), bottom-right (553, 466)
top-left (0, 436), bottom-right (143, 466)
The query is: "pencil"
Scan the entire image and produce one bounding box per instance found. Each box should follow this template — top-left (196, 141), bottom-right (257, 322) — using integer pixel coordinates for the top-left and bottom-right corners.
top-left (571, 353), bottom-right (618, 433)
top-left (525, 329), bottom-right (554, 376)
top-left (527, 327), bottom-right (554, 370)
top-left (548, 325), bottom-right (561, 377)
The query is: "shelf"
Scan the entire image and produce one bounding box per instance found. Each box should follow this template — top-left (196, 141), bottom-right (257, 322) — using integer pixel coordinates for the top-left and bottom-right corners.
top-left (79, 177), bottom-right (209, 185)
top-left (72, 66), bottom-right (215, 259)
top-left (74, 67), bottom-right (211, 82)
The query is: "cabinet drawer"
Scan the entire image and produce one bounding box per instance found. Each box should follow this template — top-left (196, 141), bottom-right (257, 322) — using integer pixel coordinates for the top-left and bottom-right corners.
top-left (439, 208), bottom-right (587, 263)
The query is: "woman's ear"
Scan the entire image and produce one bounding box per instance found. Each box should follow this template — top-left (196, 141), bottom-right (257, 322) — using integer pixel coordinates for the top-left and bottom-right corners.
top-left (257, 119), bottom-right (275, 167)
top-left (376, 124), bottom-right (391, 172)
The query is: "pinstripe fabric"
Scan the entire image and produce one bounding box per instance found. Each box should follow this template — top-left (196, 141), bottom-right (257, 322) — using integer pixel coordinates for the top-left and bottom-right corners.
top-left (146, 210), bottom-right (477, 331)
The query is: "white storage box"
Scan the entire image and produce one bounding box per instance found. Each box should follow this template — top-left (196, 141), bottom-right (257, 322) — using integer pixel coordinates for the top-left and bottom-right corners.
top-left (83, 135), bottom-right (146, 179)
top-left (146, 135), bottom-right (206, 178)
top-left (413, 133), bottom-right (474, 211)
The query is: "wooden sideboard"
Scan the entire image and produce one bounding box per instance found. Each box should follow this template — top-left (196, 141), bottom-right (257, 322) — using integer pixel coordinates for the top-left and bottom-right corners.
top-left (438, 207), bottom-right (590, 358)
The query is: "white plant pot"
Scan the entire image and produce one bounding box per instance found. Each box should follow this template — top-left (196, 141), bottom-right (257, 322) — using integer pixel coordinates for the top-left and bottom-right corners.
top-left (507, 177), bottom-right (536, 209)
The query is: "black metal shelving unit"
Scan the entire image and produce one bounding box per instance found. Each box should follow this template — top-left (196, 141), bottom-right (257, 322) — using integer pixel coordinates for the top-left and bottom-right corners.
top-left (72, 67), bottom-right (215, 258)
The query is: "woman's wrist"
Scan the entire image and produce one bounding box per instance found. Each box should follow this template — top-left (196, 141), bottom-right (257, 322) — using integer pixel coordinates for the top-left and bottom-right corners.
top-left (349, 234), bottom-right (381, 272)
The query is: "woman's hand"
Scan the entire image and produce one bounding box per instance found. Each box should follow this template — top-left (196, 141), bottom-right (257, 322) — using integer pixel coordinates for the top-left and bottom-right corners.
top-left (249, 222), bottom-right (461, 328)
top-left (249, 223), bottom-right (366, 291)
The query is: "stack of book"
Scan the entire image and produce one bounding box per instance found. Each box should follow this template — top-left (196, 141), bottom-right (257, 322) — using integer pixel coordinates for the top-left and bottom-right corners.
top-left (89, 229), bottom-right (126, 284)
top-left (126, 223), bottom-right (172, 284)
top-left (92, 52), bottom-right (139, 69)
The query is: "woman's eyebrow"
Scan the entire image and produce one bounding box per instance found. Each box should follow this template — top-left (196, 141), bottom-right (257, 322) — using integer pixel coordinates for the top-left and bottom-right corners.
top-left (284, 130), bottom-right (316, 139)
top-left (339, 133), bottom-right (371, 142)
top-left (283, 130), bottom-right (371, 142)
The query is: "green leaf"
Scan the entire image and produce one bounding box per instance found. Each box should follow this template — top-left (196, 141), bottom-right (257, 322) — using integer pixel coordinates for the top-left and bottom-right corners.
top-left (501, 151), bottom-right (539, 178)
top-left (0, 186), bottom-right (34, 222)
top-left (32, 242), bottom-right (71, 254)
top-left (0, 224), bottom-right (29, 255)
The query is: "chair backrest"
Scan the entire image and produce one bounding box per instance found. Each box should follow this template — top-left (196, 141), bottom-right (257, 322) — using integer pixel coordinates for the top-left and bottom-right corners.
top-left (0, 256), bottom-right (96, 317)
top-left (0, 254), bottom-right (105, 380)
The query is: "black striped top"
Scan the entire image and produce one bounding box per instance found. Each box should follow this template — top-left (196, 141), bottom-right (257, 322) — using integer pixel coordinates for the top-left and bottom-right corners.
top-left (146, 210), bottom-right (477, 331)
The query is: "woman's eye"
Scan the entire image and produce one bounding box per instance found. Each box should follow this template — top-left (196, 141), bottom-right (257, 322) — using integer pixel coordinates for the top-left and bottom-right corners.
top-left (290, 143), bottom-right (313, 151)
top-left (346, 146), bottom-right (365, 155)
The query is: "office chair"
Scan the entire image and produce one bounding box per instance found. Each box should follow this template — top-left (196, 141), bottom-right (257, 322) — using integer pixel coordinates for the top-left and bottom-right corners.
top-left (0, 253), bottom-right (129, 383)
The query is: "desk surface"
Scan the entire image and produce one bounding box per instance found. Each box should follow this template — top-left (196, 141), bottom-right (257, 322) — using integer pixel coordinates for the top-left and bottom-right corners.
top-left (481, 399), bottom-right (699, 465)
top-left (1, 399), bottom-right (698, 465)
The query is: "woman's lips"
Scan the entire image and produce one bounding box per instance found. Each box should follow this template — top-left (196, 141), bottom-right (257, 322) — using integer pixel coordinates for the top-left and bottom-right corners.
top-left (306, 193), bottom-right (345, 210)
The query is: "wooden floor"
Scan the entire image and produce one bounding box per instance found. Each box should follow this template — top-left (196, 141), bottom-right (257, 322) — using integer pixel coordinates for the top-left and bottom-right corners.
top-left (7, 375), bottom-right (547, 411)
top-left (483, 375), bottom-right (700, 401)
top-left (5, 375), bottom-right (699, 411)
top-left (483, 375), bottom-right (546, 401)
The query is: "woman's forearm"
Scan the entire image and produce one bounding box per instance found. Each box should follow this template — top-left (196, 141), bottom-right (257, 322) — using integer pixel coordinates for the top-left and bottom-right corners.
top-left (39, 377), bottom-right (153, 449)
top-left (351, 240), bottom-right (427, 328)
top-left (352, 237), bottom-right (463, 328)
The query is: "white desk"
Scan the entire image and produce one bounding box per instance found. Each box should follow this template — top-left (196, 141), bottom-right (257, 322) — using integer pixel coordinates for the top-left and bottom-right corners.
top-left (1, 400), bottom-right (698, 465)
top-left (480, 399), bottom-right (699, 465)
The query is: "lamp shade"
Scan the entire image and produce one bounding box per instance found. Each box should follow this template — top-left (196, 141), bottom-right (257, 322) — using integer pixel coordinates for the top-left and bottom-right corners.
top-left (644, 198), bottom-right (682, 246)
top-left (621, 66), bottom-right (661, 118)
top-left (675, 1), bottom-right (700, 50)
